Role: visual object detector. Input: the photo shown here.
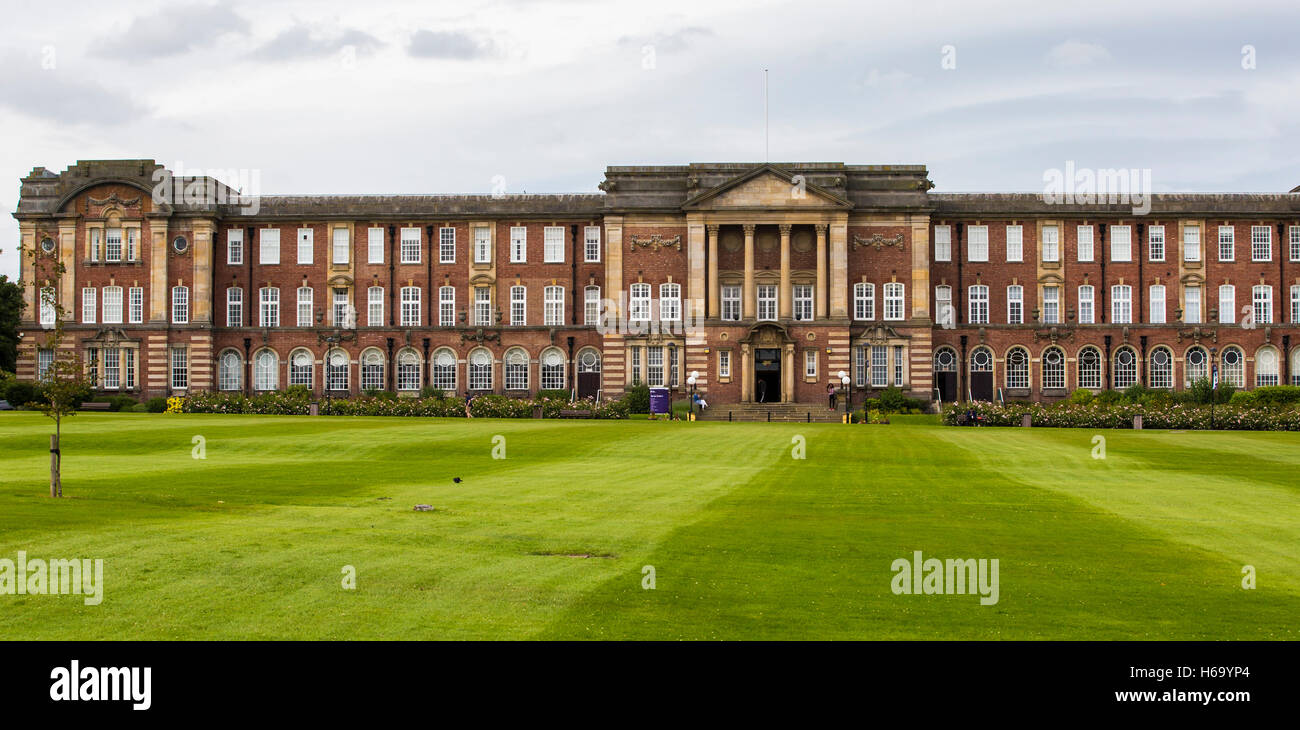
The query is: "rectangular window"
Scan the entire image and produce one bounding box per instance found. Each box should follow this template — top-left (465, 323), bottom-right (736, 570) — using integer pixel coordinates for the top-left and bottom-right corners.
top-left (854, 283), bottom-right (875, 321)
top-left (103, 348), bottom-right (120, 390)
top-left (935, 286), bottom-right (953, 328)
top-left (647, 346), bottom-right (664, 387)
top-left (721, 285), bottom-right (741, 322)
top-left (1184, 286), bottom-right (1201, 324)
top-left (544, 226), bottom-right (564, 263)
top-left (82, 287), bottom-right (96, 324)
top-left (171, 286), bottom-right (189, 324)
top-left (659, 283), bottom-right (680, 321)
top-left (297, 228), bottom-right (314, 264)
top-left (105, 228), bottom-right (122, 262)
top-left (1006, 285), bottom-right (1023, 325)
top-left (1291, 226), bottom-right (1300, 262)
top-left (669, 345), bottom-right (679, 387)
top-left (1148, 225), bottom-right (1165, 262)
top-left (1149, 284), bottom-right (1166, 324)
top-left (584, 286), bottom-right (600, 325)
top-left (757, 285), bottom-right (777, 321)
top-left (893, 345), bottom-right (905, 386)
top-left (400, 227), bottom-right (421, 264)
top-left (124, 348), bottom-right (135, 390)
top-left (510, 286), bottom-right (527, 326)
top-left (126, 229), bottom-right (138, 261)
top-left (368, 227), bottom-right (384, 264)
top-left (90, 229), bottom-right (101, 261)
top-left (1077, 225), bottom-right (1094, 262)
top-left (1110, 225), bottom-right (1131, 262)
top-left (967, 225), bottom-right (988, 262)
top-left (1042, 225), bottom-right (1059, 262)
top-left (1291, 285), bottom-right (1300, 324)
top-left (934, 225), bottom-right (952, 262)
top-left (1183, 224), bottom-right (1200, 262)
top-left (585, 226), bottom-right (601, 263)
top-left (1218, 285), bottom-right (1235, 324)
top-left (260, 287), bottom-right (279, 328)
top-left (793, 284), bottom-right (813, 321)
top-left (37, 348), bottom-right (53, 380)
top-left (39, 287), bottom-right (55, 327)
top-left (1251, 225), bottom-right (1272, 262)
top-left (331, 228), bottom-right (349, 265)
top-left (510, 226), bottom-right (527, 263)
top-left (854, 346), bottom-right (866, 386)
top-left (1218, 226), bottom-right (1235, 261)
top-left (102, 286), bottom-right (123, 324)
top-left (439, 286), bottom-right (455, 327)
top-left (718, 350), bottom-right (731, 379)
top-left (1253, 285), bottom-right (1273, 324)
top-left (883, 282), bottom-right (904, 321)
top-left (474, 287), bottom-right (492, 326)
top-left (228, 229), bottom-right (243, 265)
top-left (1005, 225), bottom-right (1023, 262)
top-left (332, 289), bottom-right (349, 327)
top-left (1042, 286), bottom-right (1060, 324)
top-left (968, 285), bottom-right (989, 325)
top-left (401, 286), bottom-right (421, 327)
top-left (439, 227), bottom-right (456, 264)
top-left (368, 286), bottom-right (384, 327)
top-left (630, 346), bottom-right (642, 385)
top-left (474, 227), bottom-right (491, 264)
top-left (260, 228), bottom-right (280, 265)
top-left (629, 284), bottom-right (651, 322)
top-left (871, 345), bottom-right (888, 388)
top-left (804, 349), bottom-right (817, 378)
top-left (227, 288), bottom-right (244, 327)
top-left (1111, 285), bottom-right (1132, 324)
top-left (129, 287), bottom-right (143, 324)
top-left (1078, 285), bottom-right (1094, 324)
top-left (297, 287), bottom-right (313, 327)
top-left (170, 348), bottom-right (188, 390)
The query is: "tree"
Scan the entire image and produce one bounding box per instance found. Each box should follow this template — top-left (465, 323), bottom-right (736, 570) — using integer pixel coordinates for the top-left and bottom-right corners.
top-left (0, 274), bottom-right (20, 373)
top-left (20, 243), bottom-right (93, 497)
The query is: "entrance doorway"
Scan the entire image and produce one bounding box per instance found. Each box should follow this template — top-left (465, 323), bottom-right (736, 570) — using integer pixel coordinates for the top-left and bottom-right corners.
top-left (755, 347), bottom-right (781, 402)
top-left (935, 347), bottom-right (958, 403)
top-left (970, 346), bottom-right (994, 401)
top-left (576, 349), bottom-right (601, 399)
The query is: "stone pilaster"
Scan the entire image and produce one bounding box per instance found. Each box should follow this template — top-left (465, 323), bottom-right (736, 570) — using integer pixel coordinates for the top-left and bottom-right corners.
top-left (707, 224), bottom-right (720, 318)
top-left (829, 215), bottom-right (849, 318)
top-left (779, 223), bottom-right (792, 319)
top-left (815, 224), bottom-right (828, 320)
top-left (742, 224), bottom-right (756, 320)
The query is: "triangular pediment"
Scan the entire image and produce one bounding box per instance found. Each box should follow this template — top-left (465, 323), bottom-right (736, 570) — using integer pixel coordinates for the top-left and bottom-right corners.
top-left (682, 165), bottom-right (853, 211)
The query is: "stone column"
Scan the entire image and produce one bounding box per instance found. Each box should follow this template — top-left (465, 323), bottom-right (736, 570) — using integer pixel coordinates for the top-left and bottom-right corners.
top-left (57, 221), bottom-right (77, 314)
top-left (707, 224), bottom-right (720, 318)
top-left (687, 216), bottom-right (706, 322)
top-left (779, 224), bottom-right (792, 319)
top-left (191, 219), bottom-right (214, 324)
top-left (815, 224), bottom-right (828, 320)
top-left (742, 224), bottom-right (756, 320)
top-left (740, 343), bottom-right (752, 402)
top-left (149, 215), bottom-right (169, 322)
top-left (829, 216), bottom-right (849, 318)
top-left (783, 342), bottom-right (795, 403)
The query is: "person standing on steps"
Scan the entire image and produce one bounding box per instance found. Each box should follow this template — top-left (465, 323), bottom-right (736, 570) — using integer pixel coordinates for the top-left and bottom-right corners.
top-left (827, 382), bottom-right (837, 410)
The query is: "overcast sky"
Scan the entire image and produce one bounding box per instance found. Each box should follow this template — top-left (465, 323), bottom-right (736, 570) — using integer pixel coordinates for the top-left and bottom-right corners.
top-left (3, 0), bottom-right (1299, 278)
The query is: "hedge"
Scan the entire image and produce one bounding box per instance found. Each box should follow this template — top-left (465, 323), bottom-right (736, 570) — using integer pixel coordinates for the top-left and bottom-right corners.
top-left (943, 400), bottom-right (1300, 431)
top-left (178, 391), bottom-right (629, 419)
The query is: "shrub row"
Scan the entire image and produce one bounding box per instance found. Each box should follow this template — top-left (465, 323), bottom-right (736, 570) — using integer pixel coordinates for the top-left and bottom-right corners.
top-left (179, 390), bottom-right (629, 419)
top-left (943, 400), bottom-right (1300, 430)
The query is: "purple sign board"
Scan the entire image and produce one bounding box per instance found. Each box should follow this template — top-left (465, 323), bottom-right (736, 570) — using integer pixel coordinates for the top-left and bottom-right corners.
top-left (649, 387), bottom-right (670, 414)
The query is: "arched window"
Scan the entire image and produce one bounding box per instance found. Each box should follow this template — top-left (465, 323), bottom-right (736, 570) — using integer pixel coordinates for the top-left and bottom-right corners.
top-left (1005, 347), bottom-right (1029, 389)
top-left (1149, 347), bottom-right (1172, 389)
top-left (1078, 346), bottom-right (1102, 389)
top-left (1185, 346), bottom-right (1208, 385)
top-left (469, 349), bottom-right (493, 391)
top-left (360, 349), bottom-right (385, 391)
top-left (289, 349), bottom-right (314, 388)
top-left (1291, 348), bottom-right (1300, 386)
top-left (1255, 346), bottom-right (1279, 387)
top-left (1221, 346), bottom-right (1244, 387)
top-left (254, 349), bottom-right (279, 391)
top-left (934, 347), bottom-right (957, 372)
top-left (1113, 347), bottom-right (1138, 389)
top-left (219, 351), bottom-right (242, 391)
top-left (578, 348), bottom-right (601, 373)
top-left (326, 349), bottom-right (350, 391)
top-left (396, 349), bottom-right (421, 391)
top-left (431, 348), bottom-right (457, 392)
top-left (1042, 347), bottom-right (1065, 390)
top-left (540, 348), bottom-right (565, 390)
top-left (504, 347), bottom-right (529, 391)
top-left (971, 346), bottom-right (993, 372)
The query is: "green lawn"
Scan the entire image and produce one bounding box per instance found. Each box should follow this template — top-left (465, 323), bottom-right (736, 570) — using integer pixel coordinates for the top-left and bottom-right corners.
top-left (0, 411), bottom-right (1295, 640)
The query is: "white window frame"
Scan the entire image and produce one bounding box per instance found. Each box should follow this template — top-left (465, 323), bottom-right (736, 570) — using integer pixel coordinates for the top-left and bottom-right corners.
top-left (439, 286), bottom-right (455, 327)
top-left (793, 284), bottom-right (813, 321)
top-left (510, 285), bottom-right (527, 326)
top-left (171, 285), bottom-right (189, 325)
top-left (721, 285), bottom-right (741, 322)
top-left (544, 226), bottom-right (564, 263)
top-left (227, 229), bottom-right (244, 265)
top-left (297, 286), bottom-right (314, 328)
top-left (659, 283), bottom-right (680, 321)
top-left (170, 347), bottom-right (188, 390)
top-left (260, 287), bottom-right (280, 328)
top-left (401, 286), bottom-right (422, 327)
top-left (439, 227), bottom-right (456, 264)
top-left (331, 227), bottom-right (349, 265)
top-left (584, 285), bottom-right (601, 325)
top-left (1148, 225), bottom-right (1165, 262)
top-left (1149, 284), bottom-right (1166, 324)
top-left (629, 283), bottom-right (651, 322)
top-left (883, 282), bottom-right (904, 321)
top-left (1042, 286), bottom-right (1060, 325)
top-left (368, 227), bottom-right (384, 264)
top-left (544, 286), bottom-right (565, 326)
top-left (1111, 285), bottom-right (1132, 324)
top-left (1218, 226), bottom-right (1235, 262)
top-left (853, 282), bottom-right (875, 321)
top-left (129, 287), bottom-right (143, 324)
top-left (227, 287), bottom-right (243, 327)
top-left (757, 284), bottom-right (777, 321)
top-left (400, 227), bottom-right (421, 264)
top-left (368, 286), bottom-right (384, 327)
top-left (718, 349), bottom-right (731, 379)
top-left (297, 227), bottom-right (314, 265)
top-left (102, 286), bottom-right (123, 324)
top-left (1110, 225), bottom-right (1132, 262)
top-left (1251, 225), bottom-right (1272, 262)
top-left (1041, 225), bottom-right (1059, 263)
top-left (967, 225), bottom-right (988, 262)
top-left (474, 227), bottom-right (491, 264)
top-left (584, 226), bottom-right (601, 263)
top-left (1078, 285), bottom-right (1094, 324)
top-left (1182, 224), bottom-right (1200, 262)
top-left (934, 225), bottom-right (951, 262)
top-left (1005, 224), bottom-right (1023, 262)
top-left (260, 228), bottom-right (280, 265)
top-left (1253, 285), bottom-right (1273, 325)
top-left (1006, 285), bottom-right (1023, 325)
top-left (82, 287), bottom-right (96, 324)
top-left (1184, 285), bottom-right (1201, 324)
top-left (1077, 225), bottom-right (1094, 262)
top-left (968, 285), bottom-right (989, 325)
top-left (510, 226), bottom-right (527, 263)
top-left (1218, 285), bottom-right (1235, 324)
top-left (473, 287), bottom-right (492, 326)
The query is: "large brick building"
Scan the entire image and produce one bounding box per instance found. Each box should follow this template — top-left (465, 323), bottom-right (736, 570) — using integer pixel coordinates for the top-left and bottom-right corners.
top-left (12, 159), bottom-right (1300, 405)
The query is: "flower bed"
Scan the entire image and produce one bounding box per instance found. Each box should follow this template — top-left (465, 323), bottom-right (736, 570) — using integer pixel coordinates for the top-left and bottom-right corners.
top-left (178, 391), bottom-right (629, 419)
top-left (942, 400), bottom-right (1300, 431)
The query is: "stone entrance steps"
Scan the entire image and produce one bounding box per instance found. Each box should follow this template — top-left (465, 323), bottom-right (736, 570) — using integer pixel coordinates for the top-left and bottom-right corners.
top-left (697, 402), bottom-right (845, 423)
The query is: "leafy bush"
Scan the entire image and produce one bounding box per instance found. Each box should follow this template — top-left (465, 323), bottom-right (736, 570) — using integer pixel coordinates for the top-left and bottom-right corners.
top-left (4, 381), bottom-right (39, 407)
top-left (1229, 391), bottom-right (1256, 407)
top-left (536, 389), bottom-right (572, 402)
top-left (943, 400), bottom-right (1300, 431)
top-left (146, 396), bottom-right (169, 413)
top-left (877, 387), bottom-right (909, 413)
top-left (624, 383), bottom-right (650, 414)
top-left (130, 403), bottom-right (149, 412)
top-left (106, 395), bottom-right (138, 412)
top-left (1068, 388), bottom-right (1094, 405)
top-left (1251, 385), bottom-right (1300, 406)
top-left (419, 386), bottom-right (444, 399)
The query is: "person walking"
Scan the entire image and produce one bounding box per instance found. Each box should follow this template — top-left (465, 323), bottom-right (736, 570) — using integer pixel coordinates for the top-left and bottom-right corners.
top-left (827, 382), bottom-right (837, 410)
top-left (757, 379), bottom-right (767, 403)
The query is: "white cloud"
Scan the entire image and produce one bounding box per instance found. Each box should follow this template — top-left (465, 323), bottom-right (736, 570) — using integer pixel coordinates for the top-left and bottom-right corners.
top-left (1045, 40), bottom-right (1112, 69)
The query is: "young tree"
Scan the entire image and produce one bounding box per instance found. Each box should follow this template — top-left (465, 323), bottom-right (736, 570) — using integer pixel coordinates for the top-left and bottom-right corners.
top-left (20, 243), bottom-right (93, 497)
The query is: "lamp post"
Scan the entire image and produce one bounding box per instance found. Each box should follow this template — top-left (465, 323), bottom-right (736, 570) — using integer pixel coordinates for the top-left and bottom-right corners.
top-left (839, 370), bottom-right (850, 423)
top-left (687, 371), bottom-right (698, 421)
top-left (1209, 346), bottom-right (1218, 431)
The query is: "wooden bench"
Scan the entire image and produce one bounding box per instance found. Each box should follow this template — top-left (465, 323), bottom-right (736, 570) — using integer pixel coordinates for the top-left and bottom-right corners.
top-left (558, 409), bottom-right (594, 419)
top-left (79, 402), bottom-right (112, 412)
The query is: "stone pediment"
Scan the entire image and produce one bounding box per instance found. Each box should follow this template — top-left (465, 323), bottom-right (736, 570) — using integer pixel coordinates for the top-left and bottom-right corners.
top-left (682, 165), bottom-right (853, 211)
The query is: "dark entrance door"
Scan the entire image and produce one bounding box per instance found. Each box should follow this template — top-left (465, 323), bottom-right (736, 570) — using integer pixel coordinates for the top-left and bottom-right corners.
top-left (576, 350), bottom-right (601, 399)
top-left (970, 373), bottom-right (993, 401)
top-left (936, 372), bottom-right (957, 402)
top-left (755, 347), bottom-right (781, 402)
